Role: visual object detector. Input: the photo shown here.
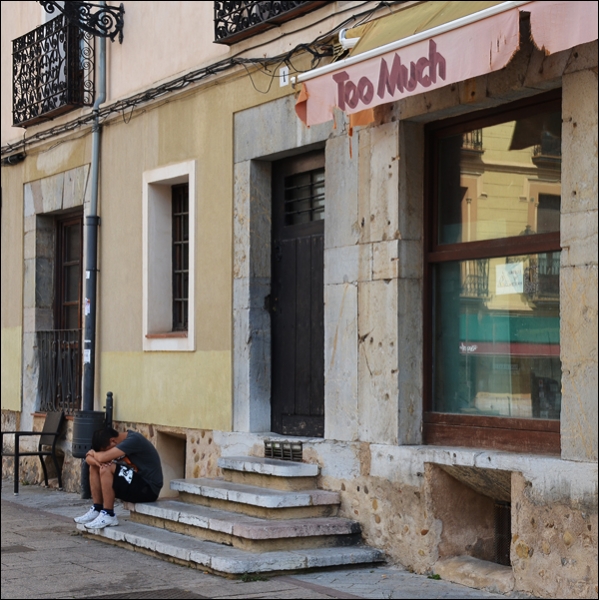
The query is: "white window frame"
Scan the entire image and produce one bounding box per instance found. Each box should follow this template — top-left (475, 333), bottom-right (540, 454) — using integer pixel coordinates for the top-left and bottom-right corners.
top-left (142, 161), bottom-right (196, 352)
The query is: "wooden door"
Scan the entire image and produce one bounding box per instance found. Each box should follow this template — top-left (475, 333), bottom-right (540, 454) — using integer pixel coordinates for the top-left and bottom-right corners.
top-left (271, 151), bottom-right (325, 437)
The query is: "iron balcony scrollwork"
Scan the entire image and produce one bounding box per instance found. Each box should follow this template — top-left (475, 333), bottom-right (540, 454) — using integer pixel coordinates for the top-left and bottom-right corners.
top-left (39, 1), bottom-right (125, 43)
top-left (13, 14), bottom-right (94, 127)
top-left (214, 1), bottom-right (327, 45)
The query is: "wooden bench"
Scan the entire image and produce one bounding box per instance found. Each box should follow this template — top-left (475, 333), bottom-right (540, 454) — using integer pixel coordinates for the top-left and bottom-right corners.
top-left (1, 411), bottom-right (65, 495)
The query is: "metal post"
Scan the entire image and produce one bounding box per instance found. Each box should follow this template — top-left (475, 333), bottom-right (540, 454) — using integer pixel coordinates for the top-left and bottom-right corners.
top-left (104, 391), bottom-right (113, 428)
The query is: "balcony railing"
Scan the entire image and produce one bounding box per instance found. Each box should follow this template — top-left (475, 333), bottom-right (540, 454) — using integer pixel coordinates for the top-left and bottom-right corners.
top-left (524, 254), bottom-right (560, 301)
top-left (37, 330), bottom-right (82, 415)
top-left (13, 14), bottom-right (94, 127)
top-left (461, 129), bottom-right (483, 152)
top-left (461, 259), bottom-right (490, 299)
top-left (214, 1), bottom-right (328, 45)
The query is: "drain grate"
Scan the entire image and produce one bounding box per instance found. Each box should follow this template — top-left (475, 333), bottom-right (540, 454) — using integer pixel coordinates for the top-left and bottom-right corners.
top-left (494, 501), bottom-right (512, 566)
top-left (92, 589), bottom-right (207, 599)
top-left (1, 545), bottom-right (36, 554)
top-left (264, 440), bottom-right (303, 462)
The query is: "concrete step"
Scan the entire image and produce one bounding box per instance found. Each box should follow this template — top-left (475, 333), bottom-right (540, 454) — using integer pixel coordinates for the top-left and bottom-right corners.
top-left (125, 499), bottom-right (359, 551)
top-left (218, 456), bottom-right (320, 477)
top-left (218, 456), bottom-right (319, 491)
top-left (170, 477), bottom-right (340, 518)
top-left (79, 519), bottom-right (385, 575)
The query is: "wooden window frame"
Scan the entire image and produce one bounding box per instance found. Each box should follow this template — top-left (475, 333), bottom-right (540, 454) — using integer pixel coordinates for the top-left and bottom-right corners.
top-left (55, 211), bottom-right (83, 331)
top-left (423, 90), bottom-right (562, 455)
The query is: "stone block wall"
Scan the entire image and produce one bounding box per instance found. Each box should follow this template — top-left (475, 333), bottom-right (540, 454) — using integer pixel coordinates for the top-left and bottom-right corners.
top-left (560, 67), bottom-right (599, 462)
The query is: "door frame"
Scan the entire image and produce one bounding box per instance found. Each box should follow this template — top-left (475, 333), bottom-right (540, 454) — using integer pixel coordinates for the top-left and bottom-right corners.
top-left (232, 95), bottom-right (333, 434)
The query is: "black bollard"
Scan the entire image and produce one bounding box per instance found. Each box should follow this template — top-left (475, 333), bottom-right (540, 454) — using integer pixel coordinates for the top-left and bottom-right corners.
top-left (104, 391), bottom-right (113, 428)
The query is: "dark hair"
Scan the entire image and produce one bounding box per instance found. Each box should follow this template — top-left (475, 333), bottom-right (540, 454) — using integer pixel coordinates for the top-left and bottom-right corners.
top-left (92, 427), bottom-right (119, 451)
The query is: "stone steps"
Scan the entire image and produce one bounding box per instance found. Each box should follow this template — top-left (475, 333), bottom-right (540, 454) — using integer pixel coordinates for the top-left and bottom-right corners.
top-left (219, 456), bottom-right (320, 491)
top-left (81, 455), bottom-right (385, 575)
top-left (126, 498), bottom-right (359, 551)
top-left (170, 477), bottom-right (340, 518)
top-left (77, 519), bottom-right (384, 574)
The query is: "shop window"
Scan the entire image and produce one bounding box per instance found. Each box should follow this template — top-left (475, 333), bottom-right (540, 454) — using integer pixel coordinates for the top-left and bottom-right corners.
top-left (424, 91), bottom-right (561, 454)
top-left (143, 162), bottom-right (195, 351)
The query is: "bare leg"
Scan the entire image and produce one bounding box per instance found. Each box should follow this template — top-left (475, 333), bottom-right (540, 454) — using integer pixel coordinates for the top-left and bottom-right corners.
top-left (89, 464), bottom-right (103, 505)
top-left (99, 463), bottom-right (116, 510)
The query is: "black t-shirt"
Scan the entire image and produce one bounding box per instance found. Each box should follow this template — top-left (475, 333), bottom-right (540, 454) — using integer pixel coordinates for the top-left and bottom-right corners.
top-left (116, 431), bottom-right (163, 496)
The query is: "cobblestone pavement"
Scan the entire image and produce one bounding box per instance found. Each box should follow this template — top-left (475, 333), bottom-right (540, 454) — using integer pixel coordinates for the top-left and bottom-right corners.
top-left (2, 482), bottom-right (527, 599)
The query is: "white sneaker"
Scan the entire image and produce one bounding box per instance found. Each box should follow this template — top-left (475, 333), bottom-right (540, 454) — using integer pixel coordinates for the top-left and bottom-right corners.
top-left (74, 507), bottom-right (101, 524)
top-left (85, 510), bottom-right (119, 529)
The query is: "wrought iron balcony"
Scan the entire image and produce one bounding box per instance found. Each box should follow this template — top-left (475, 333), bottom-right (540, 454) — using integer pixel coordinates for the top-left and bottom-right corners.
top-left (461, 129), bottom-right (484, 152)
top-left (524, 254), bottom-right (560, 302)
top-left (37, 330), bottom-right (82, 415)
top-left (461, 259), bottom-right (490, 299)
top-left (214, 1), bottom-right (328, 45)
top-left (532, 132), bottom-right (561, 169)
top-left (13, 14), bottom-right (94, 128)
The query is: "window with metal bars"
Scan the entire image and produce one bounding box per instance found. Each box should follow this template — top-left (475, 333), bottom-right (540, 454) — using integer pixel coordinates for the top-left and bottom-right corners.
top-left (284, 167), bottom-right (325, 226)
top-left (172, 184), bottom-right (189, 331)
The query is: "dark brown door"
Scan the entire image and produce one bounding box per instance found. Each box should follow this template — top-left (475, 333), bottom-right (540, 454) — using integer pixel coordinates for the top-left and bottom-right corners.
top-left (271, 152), bottom-right (325, 437)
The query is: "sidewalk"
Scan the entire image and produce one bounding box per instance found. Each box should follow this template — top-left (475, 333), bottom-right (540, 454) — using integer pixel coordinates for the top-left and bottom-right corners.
top-left (2, 482), bottom-right (530, 599)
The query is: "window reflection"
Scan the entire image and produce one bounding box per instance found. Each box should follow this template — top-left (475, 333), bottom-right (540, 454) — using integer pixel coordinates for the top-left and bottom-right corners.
top-left (438, 112), bottom-right (562, 245)
top-left (433, 254), bottom-right (561, 420)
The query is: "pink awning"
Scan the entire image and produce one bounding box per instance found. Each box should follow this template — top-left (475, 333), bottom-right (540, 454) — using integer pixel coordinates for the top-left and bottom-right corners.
top-left (296, 1), bottom-right (598, 126)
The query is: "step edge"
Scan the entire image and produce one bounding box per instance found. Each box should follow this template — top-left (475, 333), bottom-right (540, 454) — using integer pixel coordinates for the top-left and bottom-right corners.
top-left (217, 456), bottom-right (320, 477)
top-left (128, 501), bottom-right (361, 539)
top-left (79, 521), bottom-right (385, 574)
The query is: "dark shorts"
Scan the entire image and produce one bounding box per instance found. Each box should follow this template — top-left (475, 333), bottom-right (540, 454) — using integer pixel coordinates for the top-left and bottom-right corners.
top-left (112, 465), bottom-right (158, 503)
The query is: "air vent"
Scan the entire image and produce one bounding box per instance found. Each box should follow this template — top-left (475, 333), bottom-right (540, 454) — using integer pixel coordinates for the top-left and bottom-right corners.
top-left (264, 440), bottom-right (303, 462)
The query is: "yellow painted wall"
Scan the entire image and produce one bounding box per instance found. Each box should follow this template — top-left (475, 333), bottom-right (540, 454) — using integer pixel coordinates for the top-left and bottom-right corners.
top-left (1, 327), bottom-right (22, 411)
top-left (1, 153), bottom-right (24, 413)
top-left (2, 0), bottom-right (313, 430)
top-left (102, 351), bottom-right (231, 430)
top-left (1, 163), bottom-right (24, 327)
top-left (94, 64), bottom-right (297, 429)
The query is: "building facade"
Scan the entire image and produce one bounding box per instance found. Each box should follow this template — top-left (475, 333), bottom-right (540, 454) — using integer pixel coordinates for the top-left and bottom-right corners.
top-left (2, 2), bottom-right (597, 597)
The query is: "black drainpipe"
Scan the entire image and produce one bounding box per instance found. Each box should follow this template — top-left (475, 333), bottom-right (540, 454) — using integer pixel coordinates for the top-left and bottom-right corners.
top-left (80, 14), bottom-right (106, 498)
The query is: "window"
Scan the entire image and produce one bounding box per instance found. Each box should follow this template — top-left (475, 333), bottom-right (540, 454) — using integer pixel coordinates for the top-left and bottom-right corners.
top-left (55, 213), bottom-right (83, 330)
top-left (171, 183), bottom-right (189, 331)
top-left (424, 91), bottom-right (561, 454)
top-left (143, 162), bottom-right (195, 351)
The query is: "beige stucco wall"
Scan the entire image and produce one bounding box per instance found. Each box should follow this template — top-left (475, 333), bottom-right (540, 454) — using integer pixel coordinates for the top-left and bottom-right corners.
top-left (90, 60), bottom-right (298, 429)
top-left (1, 327), bottom-right (22, 412)
top-left (1, 1), bottom-right (386, 147)
top-left (1, 151), bottom-right (25, 412)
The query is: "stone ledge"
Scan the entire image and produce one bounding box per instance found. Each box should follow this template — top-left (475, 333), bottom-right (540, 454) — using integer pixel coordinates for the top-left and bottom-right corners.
top-left (79, 520), bottom-right (384, 574)
top-left (170, 478), bottom-right (338, 507)
top-left (218, 456), bottom-right (320, 477)
top-left (125, 499), bottom-right (359, 539)
top-left (434, 556), bottom-right (514, 594)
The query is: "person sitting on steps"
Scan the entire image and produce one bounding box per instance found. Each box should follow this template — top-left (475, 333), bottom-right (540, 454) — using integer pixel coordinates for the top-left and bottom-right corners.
top-left (74, 427), bottom-right (163, 529)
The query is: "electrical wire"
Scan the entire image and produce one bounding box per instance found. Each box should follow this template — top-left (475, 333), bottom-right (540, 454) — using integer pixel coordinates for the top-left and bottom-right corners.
top-left (1, 1), bottom-right (406, 156)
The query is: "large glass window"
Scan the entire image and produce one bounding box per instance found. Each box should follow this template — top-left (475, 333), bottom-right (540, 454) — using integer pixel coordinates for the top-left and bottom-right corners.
top-left (425, 92), bottom-right (561, 453)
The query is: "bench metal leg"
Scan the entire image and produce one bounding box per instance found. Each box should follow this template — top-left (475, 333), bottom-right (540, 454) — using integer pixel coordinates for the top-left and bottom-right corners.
top-left (39, 454), bottom-right (49, 488)
top-left (14, 447), bottom-right (19, 495)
